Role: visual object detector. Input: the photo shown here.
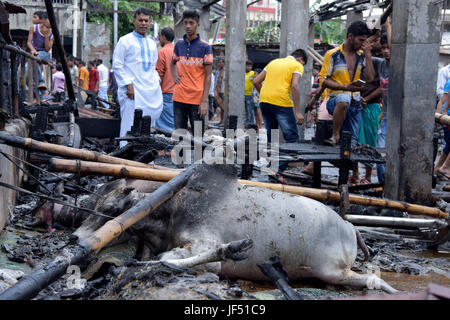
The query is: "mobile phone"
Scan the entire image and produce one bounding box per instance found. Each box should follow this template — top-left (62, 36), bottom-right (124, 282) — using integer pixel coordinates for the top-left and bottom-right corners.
top-left (355, 79), bottom-right (366, 86)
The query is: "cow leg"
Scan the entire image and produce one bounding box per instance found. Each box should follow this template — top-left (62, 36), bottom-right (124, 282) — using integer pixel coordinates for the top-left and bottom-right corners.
top-left (319, 269), bottom-right (399, 294)
top-left (157, 239), bottom-right (253, 270)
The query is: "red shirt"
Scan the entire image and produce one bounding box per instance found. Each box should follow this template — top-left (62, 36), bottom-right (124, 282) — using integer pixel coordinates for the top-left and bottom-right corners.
top-left (156, 43), bottom-right (176, 94)
top-left (88, 68), bottom-right (99, 92)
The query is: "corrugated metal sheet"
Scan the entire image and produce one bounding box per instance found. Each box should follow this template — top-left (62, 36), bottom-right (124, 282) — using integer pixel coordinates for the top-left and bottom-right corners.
top-left (77, 106), bottom-right (113, 119)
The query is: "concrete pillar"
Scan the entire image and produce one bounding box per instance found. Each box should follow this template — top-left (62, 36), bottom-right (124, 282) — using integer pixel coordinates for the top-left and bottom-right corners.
top-left (384, 0), bottom-right (443, 204)
top-left (173, 7), bottom-right (211, 42)
top-left (280, 0), bottom-right (310, 139)
top-left (346, 10), bottom-right (363, 28)
top-left (223, 0), bottom-right (247, 129)
top-left (198, 8), bottom-right (211, 42)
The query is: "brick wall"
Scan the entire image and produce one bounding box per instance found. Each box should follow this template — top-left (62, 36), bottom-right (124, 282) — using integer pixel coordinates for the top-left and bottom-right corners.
top-left (82, 23), bottom-right (112, 69)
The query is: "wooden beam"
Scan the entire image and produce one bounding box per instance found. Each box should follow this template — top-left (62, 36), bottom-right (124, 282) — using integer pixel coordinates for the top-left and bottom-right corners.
top-left (202, 0), bottom-right (222, 9)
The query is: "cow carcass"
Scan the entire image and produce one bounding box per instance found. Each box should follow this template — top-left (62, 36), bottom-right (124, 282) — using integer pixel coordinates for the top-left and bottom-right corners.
top-left (34, 164), bottom-right (398, 293)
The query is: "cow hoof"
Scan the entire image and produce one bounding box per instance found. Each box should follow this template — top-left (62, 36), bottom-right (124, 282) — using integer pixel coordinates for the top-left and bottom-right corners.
top-left (222, 239), bottom-right (254, 261)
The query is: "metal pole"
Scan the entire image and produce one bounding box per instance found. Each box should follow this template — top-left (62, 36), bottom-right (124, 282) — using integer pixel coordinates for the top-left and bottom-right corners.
top-left (114, 0), bottom-right (118, 48)
top-left (344, 215), bottom-right (448, 230)
top-left (73, 0), bottom-right (79, 57)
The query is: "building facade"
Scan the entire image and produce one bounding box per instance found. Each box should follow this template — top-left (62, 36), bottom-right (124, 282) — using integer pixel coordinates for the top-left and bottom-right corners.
top-left (216, 0), bottom-right (280, 43)
top-left (247, 0), bottom-right (280, 28)
top-left (9, 0), bottom-right (111, 67)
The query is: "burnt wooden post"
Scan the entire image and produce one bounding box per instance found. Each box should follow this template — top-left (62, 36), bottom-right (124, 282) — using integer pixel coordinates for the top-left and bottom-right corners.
top-left (10, 51), bottom-right (19, 116)
top-left (312, 161), bottom-right (322, 188)
top-left (338, 131), bottom-right (352, 216)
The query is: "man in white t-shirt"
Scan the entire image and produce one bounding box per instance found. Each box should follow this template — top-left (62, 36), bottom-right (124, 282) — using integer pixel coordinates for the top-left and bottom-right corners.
top-left (96, 59), bottom-right (110, 108)
top-left (68, 56), bottom-right (78, 91)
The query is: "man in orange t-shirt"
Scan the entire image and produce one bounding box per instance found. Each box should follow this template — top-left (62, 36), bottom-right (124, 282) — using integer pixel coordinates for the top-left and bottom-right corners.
top-left (170, 10), bottom-right (213, 134)
top-left (78, 60), bottom-right (90, 91)
top-left (155, 27), bottom-right (176, 131)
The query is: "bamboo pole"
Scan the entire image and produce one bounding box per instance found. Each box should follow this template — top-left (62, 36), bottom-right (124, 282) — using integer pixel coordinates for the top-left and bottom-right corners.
top-left (50, 158), bottom-right (178, 182)
top-left (79, 164), bottom-right (200, 253)
top-left (243, 180), bottom-right (448, 220)
top-left (32, 61), bottom-right (40, 105)
top-left (307, 49), bottom-right (324, 66)
top-left (0, 132), bottom-right (174, 171)
top-left (435, 113), bottom-right (450, 126)
top-left (307, 45), bottom-right (324, 64)
top-left (0, 164), bottom-right (200, 300)
top-left (0, 42), bottom-right (54, 66)
top-left (27, 59), bottom-right (33, 104)
top-left (48, 159), bottom-right (449, 220)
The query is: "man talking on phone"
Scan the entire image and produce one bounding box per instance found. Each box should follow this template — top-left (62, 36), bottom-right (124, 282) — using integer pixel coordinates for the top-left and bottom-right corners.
top-left (319, 21), bottom-right (375, 148)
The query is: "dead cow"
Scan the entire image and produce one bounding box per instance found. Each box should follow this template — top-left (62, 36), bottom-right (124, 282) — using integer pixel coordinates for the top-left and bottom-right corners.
top-left (36, 164), bottom-right (398, 294)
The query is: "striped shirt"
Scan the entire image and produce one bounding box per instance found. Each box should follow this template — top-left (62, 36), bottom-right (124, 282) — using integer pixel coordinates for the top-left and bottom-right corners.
top-left (319, 44), bottom-right (366, 97)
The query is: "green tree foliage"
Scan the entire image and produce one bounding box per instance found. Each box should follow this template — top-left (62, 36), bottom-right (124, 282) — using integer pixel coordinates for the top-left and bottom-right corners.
top-left (310, 0), bottom-right (346, 45)
top-left (246, 20), bottom-right (280, 43)
top-left (86, 0), bottom-right (172, 43)
top-left (314, 20), bottom-right (346, 45)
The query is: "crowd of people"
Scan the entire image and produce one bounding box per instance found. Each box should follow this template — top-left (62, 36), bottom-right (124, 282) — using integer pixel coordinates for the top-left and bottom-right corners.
top-left (31, 7), bottom-right (447, 188)
top-left (300, 19), bottom-right (392, 186)
top-left (108, 8), bottom-right (397, 184)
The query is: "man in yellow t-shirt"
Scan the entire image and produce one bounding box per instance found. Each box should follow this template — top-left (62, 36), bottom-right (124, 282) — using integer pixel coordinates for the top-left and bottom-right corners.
top-left (244, 60), bottom-right (256, 128)
top-left (253, 49), bottom-right (307, 177)
top-left (78, 61), bottom-right (90, 91)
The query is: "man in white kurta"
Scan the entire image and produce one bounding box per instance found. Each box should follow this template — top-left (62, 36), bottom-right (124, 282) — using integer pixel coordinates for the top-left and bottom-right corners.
top-left (112, 8), bottom-right (162, 147)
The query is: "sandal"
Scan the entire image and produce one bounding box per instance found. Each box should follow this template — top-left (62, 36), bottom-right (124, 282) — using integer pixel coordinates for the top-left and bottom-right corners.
top-left (302, 170), bottom-right (313, 177)
top-left (324, 137), bottom-right (338, 147)
top-left (360, 179), bottom-right (371, 185)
